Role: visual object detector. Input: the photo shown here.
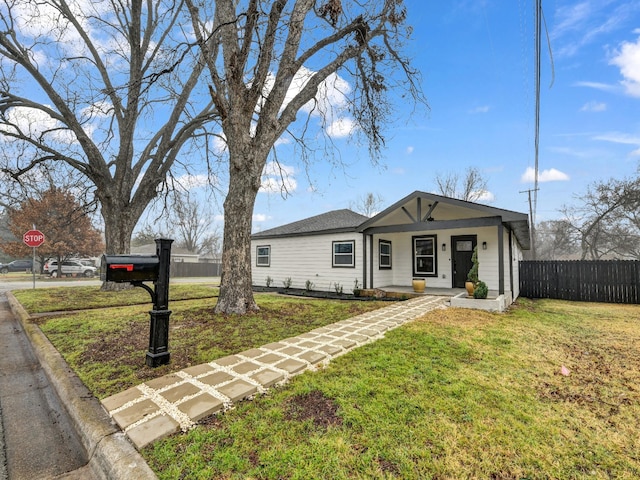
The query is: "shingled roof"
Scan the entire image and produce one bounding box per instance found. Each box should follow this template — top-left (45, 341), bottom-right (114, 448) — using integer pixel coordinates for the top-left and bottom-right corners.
top-left (252, 209), bottom-right (369, 239)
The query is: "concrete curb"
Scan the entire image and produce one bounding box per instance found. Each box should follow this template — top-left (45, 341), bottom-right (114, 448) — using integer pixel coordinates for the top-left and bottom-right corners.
top-left (6, 292), bottom-right (157, 480)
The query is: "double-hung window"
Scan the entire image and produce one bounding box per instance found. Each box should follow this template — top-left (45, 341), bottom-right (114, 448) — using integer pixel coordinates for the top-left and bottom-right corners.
top-left (379, 240), bottom-right (392, 269)
top-left (413, 235), bottom-right (437, 276)
top-left (333, 240), bottom-right (355, 267)
top-left (256, 245), bottom-right (271, 266)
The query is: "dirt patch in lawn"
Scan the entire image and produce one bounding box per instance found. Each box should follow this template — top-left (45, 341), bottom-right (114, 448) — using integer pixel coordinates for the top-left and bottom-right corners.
top-left (284, 390), bottom-right (343, 431)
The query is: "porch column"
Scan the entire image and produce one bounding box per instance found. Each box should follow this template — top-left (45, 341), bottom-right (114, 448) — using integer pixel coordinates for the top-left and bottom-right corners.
top-left (369, 234), bottom-right (374, 288)
top-left (498, 223), bottom-right (505, 294)
top-left (508, 229), bottom-right (514, 294)
top-left (362, 233), bottom-right (367, 289)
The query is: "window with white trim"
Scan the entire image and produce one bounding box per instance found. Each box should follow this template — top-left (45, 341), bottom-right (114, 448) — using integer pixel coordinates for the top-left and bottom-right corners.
top-left (332, 240), bottom-right (355, 267)
top-left (379, 240), bottom-right (392, 269)
top-left (413, 235), bottom-right (437, 276)
top-left (256, 245), bottom-right (270, 266)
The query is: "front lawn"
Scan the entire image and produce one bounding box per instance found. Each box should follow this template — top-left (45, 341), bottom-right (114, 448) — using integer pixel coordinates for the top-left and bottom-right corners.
top-left (141, 299), bottom-right (640, 479)
top-left (16, 287), bottom-right (388, 398)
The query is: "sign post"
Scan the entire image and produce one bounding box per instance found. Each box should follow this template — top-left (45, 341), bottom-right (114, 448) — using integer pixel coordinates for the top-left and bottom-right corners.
top-left (23, 228), bottom-right (45, 289)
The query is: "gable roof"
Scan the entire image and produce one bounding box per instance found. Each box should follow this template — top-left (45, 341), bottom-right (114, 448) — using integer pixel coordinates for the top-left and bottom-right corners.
top-left (252, 209), bottom-right (369, 239)
top-left (358, 191), bottom-right (530, 249)
top-left (252, 192), bottom-right (530, 249)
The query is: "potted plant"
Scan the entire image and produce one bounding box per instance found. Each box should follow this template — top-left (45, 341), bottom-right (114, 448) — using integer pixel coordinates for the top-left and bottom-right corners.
top-left (465, 246), bottom-right (479, 296)
top-left (473, 280), bottom-right (488, 299)
top-left (412, 277), bottom-right (426, 293)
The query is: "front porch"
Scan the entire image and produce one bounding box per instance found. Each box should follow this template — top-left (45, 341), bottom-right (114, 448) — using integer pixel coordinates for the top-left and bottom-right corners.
top-left (369, 286), bottom-right (511, 312)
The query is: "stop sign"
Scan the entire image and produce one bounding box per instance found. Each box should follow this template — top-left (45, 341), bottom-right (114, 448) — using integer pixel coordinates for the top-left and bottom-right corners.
top-left (23, 229), bottom-right (45, 247)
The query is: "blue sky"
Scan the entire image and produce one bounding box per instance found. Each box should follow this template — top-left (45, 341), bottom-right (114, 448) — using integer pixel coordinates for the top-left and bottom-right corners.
top-left (248, 0), bottom-right (640, 233)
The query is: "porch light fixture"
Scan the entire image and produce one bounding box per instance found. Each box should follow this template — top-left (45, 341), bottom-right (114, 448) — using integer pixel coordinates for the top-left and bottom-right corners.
top-left (442, 243), bottom-right (446, 251)
top-left (482, 241), bottom-right (487, 250)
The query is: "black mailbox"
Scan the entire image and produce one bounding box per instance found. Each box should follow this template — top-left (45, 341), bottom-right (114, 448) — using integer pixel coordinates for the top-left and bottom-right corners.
top-left (101, 254), bottom-right (159, 283)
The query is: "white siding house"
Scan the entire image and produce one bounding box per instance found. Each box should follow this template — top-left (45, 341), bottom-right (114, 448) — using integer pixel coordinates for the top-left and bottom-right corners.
top-left (251, 191), bottom-right (530, 305)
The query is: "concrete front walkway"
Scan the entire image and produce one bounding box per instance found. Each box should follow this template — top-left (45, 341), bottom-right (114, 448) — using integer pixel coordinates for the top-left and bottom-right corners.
top-left (102, 295), bottom-right (449, 450)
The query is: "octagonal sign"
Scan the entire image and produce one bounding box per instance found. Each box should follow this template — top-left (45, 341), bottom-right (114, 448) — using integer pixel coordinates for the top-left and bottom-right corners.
top-left (23, 229), bottom-right (45, 248)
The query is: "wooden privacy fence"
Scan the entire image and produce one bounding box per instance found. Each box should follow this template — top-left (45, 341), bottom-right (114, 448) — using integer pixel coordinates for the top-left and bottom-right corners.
top-left (169, 261), bottom-right (221, 278)
top-left (519, 260), bottom-right (640, 304)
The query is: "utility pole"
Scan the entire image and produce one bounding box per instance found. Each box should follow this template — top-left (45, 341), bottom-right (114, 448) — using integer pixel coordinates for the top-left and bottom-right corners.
top-left (520, 188), bottom-right (539, 260)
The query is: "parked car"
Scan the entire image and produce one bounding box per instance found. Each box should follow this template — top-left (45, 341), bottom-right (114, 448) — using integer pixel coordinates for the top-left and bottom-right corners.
top-left (44, 260), bottom-right (96, 277)
top-left (0, 259), bottom-right (34, 274)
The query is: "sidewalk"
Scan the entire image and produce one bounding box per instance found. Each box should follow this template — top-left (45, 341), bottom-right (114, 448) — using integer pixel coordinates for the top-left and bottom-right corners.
top-left (102, 295), bottom-right (449, 450)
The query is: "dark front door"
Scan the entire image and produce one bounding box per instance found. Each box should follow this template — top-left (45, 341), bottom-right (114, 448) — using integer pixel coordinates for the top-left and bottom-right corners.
top-left (452, 235), bottom-right (477, 288)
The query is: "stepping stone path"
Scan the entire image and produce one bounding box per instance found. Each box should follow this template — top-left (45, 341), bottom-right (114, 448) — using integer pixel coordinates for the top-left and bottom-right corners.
top-left (101, 295), bottom-right (449, 449)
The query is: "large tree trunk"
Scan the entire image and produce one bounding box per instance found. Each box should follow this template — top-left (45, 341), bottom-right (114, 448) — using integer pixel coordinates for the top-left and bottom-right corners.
top-left (99, 196), bottom-right (147, 291)
top-left (214, 154), bottom-right (262, 315)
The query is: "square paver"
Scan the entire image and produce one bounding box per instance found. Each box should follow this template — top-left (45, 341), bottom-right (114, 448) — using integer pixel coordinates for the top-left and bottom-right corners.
top-left (250, 369), bottom-right (284, 388)
top-left (298, 340), bottom-right (321, 349)
top-left (256, 352), bottom-right (286, 365)
top-left (358, 328), bottom-right (384, 337)
top-left (279, 346), bottom-right (303, 356)
top-left (101, 387), bottom-right (143, 412)
top-left (182, 364), bottom-right (216, 377)
top-left (145, 374), bottom-right (182, 391)
top-left (330, 338), bottom-right (357, 350)
top-left (177, 392), bottom-right (223, 422)
top-left (317, 344), bottom-right (343, 356)
top-left (239, 348), bottom-right (264, 359)
top-left (274, 358), bottom-right (307, 374)
top-left (214, 355), bottom-right (241, 367)
top-left (346, 333), bottom-right (369, 343)
top-left (232, 361), bottom-right (261, 375)
top-left (217, 379), bottom-right (257, 402)
top-left (297, 350), bottom-right (326, 365)
top-left (160, 382), bottom-right (201, 403)
top-left (262, 342), bottom-right (287, 350)
top-left (126, 414), bottom-right (180, 450)
top-left (112, 398), bottom-right (160, 430)
top-left (200, 371), bottom-right (234, 387)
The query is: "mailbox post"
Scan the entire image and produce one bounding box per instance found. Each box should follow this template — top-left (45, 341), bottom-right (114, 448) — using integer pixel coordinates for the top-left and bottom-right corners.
top-left (101, 238), bottom-right (173, 367)
top-left (146, 238), bottom-right (172, 367)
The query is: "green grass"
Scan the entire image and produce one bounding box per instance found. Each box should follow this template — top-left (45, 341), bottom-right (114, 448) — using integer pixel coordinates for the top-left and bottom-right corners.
top-left (140, 299), bottom-right (640, 479)
top-left (12, 284), bottom-right (219, 312)
top-left (15, 286), bottom-right (640, 478)
top-left (26, 290), bottom-right (388, 398)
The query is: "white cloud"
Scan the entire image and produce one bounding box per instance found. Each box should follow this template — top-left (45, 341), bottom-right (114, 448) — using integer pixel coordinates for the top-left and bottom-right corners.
top-left (260, 161), bottom-right (297, 194)
top-left (406, 146), bottom-right (414, 155)
top-left (0, 106), bottom-right (76, 144)
top-left (593, 132), bottom-right (640, 155)
top-left (253, 213), bottom-right (271, 223)
top-left (573, 81), bottom-right (618, 92)
top-left (469, 105), bottom-right (490, 114)
top-left (175, 173), bottom-right (210, 189)
top-left (326, 117), bottom-right (356, 138)
top-left (260, 66), bottom-right (356, 139)
top-left (610, 35), bottom-right (640, 97)
top-left (521, 167), bottom-right (570, 183)
top-left (472, 190), bottom-right (495, 203)
top-left (580, 101), bottom-right (606, 112)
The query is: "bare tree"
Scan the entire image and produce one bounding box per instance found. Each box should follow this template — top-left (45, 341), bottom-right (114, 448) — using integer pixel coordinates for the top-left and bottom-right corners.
top-left (534, 219), bottom-right (579, 260)
top-left (560, 171), bottom-right (640, 259)
top-left (187, 0), bottom-right (426, 313)
top-left (0, 1), bottom-right (219, 256)
top-left (349, 192), bottom-right (384, 217)
top-left (434, 167), bottom-right (490, 202)
top-left (167, 192), bottom-right (217, 253)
